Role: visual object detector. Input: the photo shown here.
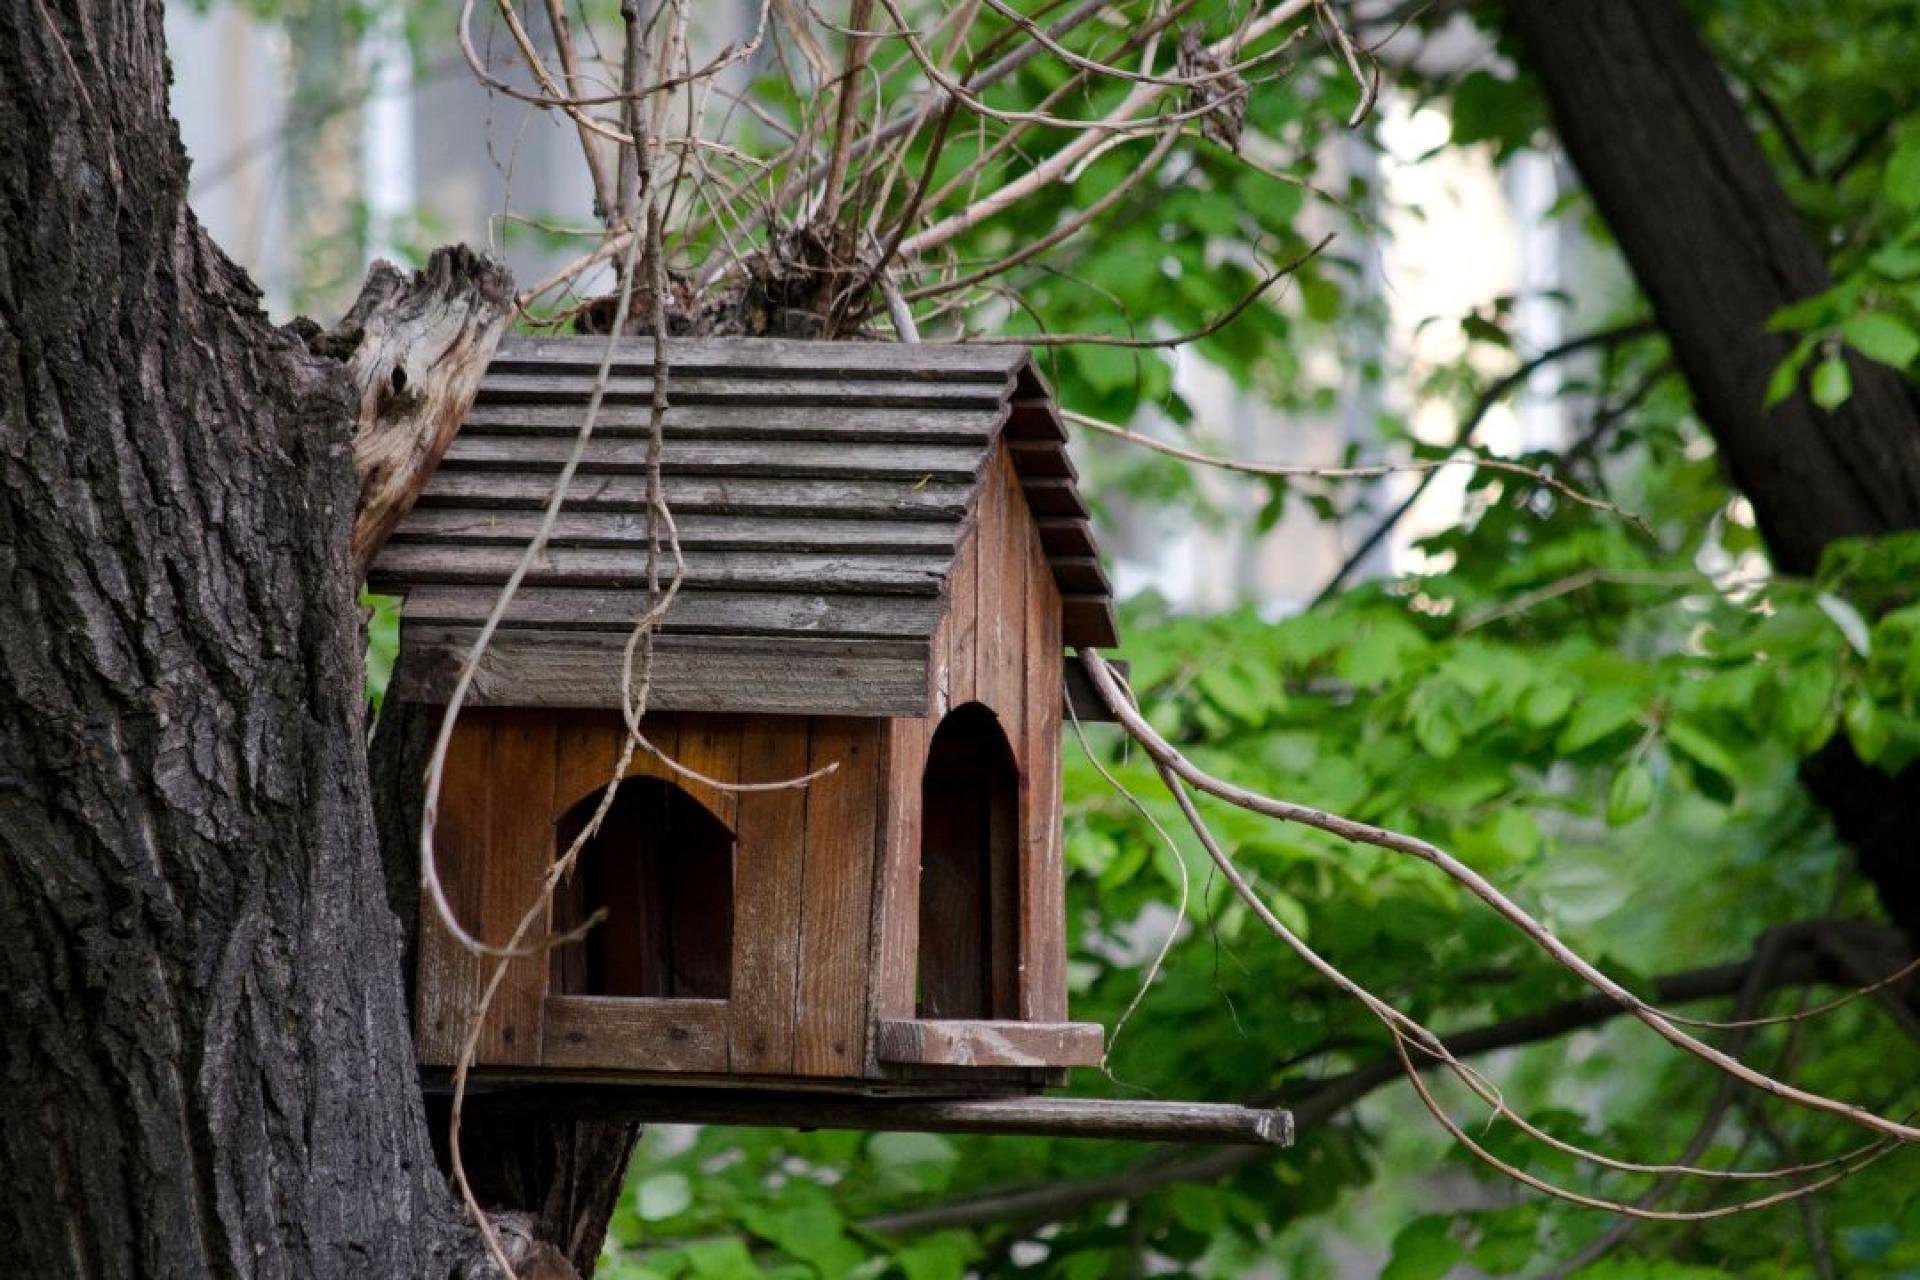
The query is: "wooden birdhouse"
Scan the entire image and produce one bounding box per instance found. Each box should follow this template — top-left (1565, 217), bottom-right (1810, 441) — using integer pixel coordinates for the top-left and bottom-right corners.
top-left (371, 336), bottom-right (1123, 1097)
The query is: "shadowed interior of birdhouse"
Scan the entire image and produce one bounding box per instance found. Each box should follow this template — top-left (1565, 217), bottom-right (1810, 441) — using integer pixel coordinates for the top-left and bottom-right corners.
top-left (552, 779), bottom-right (735, 1001)
top-left (918, 704), bottom-right (1022, 1021)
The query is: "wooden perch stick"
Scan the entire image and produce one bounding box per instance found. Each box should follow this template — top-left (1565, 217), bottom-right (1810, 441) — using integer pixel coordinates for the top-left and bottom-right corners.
top-left (451, 1085), bottom-right (1294, 1146)
top-left (310, 244), bottom-right (515, 579)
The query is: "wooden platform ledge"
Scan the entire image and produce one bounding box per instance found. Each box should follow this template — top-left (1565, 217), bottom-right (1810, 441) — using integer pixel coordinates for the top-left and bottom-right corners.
top-left (452, 1084), bottom-right (1293, 1146)
top-left (876, 1019), bottom-right (1106, 1069)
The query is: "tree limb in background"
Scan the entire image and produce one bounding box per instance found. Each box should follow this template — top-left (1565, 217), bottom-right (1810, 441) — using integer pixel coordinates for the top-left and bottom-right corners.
top-left (1064, 405), bottom-right (1646, 528)
top-left (862, 918), bottom-right (1909, 1238)
top-left (1079, 649), bottom-right (1920, 1148)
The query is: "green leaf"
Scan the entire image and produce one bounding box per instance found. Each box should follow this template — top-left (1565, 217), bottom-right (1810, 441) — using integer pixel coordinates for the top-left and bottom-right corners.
top-left (866, 1131), bottom-right (958, 1195)
top-left (1812, 354), bottom-right (1854, 410)
top-left (1168, 1183), bottom-right (1228, 1234)
top-left (1869, 241), bottom-right (1920, 280)
top-left (682, 1238), bottom-right (760, 1280)
top-left (1665, 719), bottom-right (1741, 789)
top-left (1540, 850), bottom-right (1634, 925)
top-left (1764, 347), bottom-right (1806, 408)
top-left (1847, 694), bottom-right (1891, 763)
top-left (1841, 312), bottom-right (1920, 368)
top-left (1517, 680), bottom-right (1574, 729)
top-left (635, 1173), bottom-right (692, 1222)
top-left (1449, 71), bottom-right (1542, 158)
top-left (742, 1193), bottom-right (861, 1276)
top-left (1074, 344), bottom-right (1142, 397)
top-left (1606, 761), bottom-right (1655, 825)
top-left (1774, 664), bottom-right (1839, 751)
top-left (1885, 134), bottom-right (1920, 211)
top-left (1768, 290), bottom-right (1841, 332)
top-left (890, 1231), bottom-right (979, 1280)
top-left (1411, 684), bottom-right (1466, 759)
top-left (1461, 313), bottom-right (1511, 349)
top-left (1556, 691), bottom-right (1644, 754)
top-left (1383, 1215), bottom-right (1464, 1280)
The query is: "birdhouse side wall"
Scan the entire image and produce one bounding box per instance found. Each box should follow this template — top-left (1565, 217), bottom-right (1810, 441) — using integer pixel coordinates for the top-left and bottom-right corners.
top-left (413, 707), bottom-right (885, 1083)
top-left (870, 445), bottom-right (1068, 1049)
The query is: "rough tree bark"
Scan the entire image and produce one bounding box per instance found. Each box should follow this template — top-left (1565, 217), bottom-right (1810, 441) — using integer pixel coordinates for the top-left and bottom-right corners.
top-left (0, 2), bottom-right (613, 1275)
top-left (1508, 0), bottom-right (1920, 941)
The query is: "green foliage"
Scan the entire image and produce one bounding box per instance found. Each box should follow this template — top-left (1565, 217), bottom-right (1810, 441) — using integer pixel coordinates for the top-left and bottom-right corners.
top-left (363, 589), bottom-right (401, 710)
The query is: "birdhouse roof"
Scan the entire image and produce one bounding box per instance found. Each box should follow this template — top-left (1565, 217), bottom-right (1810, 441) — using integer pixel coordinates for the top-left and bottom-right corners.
top-left (369, 335), bottom-right (1116, 717)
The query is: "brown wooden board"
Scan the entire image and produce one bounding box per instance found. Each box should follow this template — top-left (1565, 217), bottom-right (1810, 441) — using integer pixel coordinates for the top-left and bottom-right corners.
top-left (1006, 439), bottom-right (1076, 479)
top-left (400, 586), bottom-right (950, 640)
top-left (412, 473), bottom-right (977, 521)
top-left (1061, 595), bottom-right (1121, 650)
top-left (392, 629), bottom-right (934, 718)
top-left (1034, 517), bottom-right (1097, 559)
top-left (1017, 477), bottom-right (1090, 519)
top-left (373, 546), bottom-right (952, 596)
top-left (476, 373), bottom-right (1008, 412)
top-left (1062, 657), bottom-right (1127, 724)
top-left (1004, 396), bottom-right (1068, 442)
top-left (795, 719), bottom-right (882, 1077)
top-left (1049, 557), bottom-right (1111, 596)
top-left (943, 512), bottom-right (978, 711)
top-left (461, 402), bottom-right (1000, 443)
top-left (874, 1019), bottom-right (1103, 1069)
top-left (440, 437), bottom-right (984, 481)
top-left (983, 454), bottom-right (1029, 1020)
top-left (870, 718), bottom-right (929, 1027)
top-left (415, 713), bottom-right (494, 1065)
top-left (478, 709), bottom-right (559, 1064)
top-left (386, 510), bottom-right (961, 553)
top-left (1023, 524), bottom-right (1069, 1022)
top-left (729, 718), bottom-right (811, 1074)
top-left (668, 713), bottom-right (743, 830)
top-left (551, 709), bottom-right (627, 817)
top-left (541, 995), bottom-right (731, 1073)
top-left (489, 335), bottom-right (1027, 381)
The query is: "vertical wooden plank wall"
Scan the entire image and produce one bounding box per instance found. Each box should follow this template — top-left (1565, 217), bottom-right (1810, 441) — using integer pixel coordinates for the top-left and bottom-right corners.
top-left (730, 717), bottom-right (810, 1073)
top-left (479, 709), bottom-right (558, 1063)
top-left (415, 713), bottom-right (494, 1065)
top-left (415, 708), bottom-right (561, 1067)
top-left (795, 718), bottom-right (883, 1076)
top-left (976, 454), bottom-right (1025, 1019)
top-left (870, 713), bottom-right (929, 1027)
top-left (1020, 491), bottom-right (1067, 1022)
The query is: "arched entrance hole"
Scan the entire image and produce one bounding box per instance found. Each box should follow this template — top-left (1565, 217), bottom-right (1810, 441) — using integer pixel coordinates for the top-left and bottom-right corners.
top-left (552, 778), bottom-right (735, 1000)
top-left (918, 703), bottom-right (1021, 1019)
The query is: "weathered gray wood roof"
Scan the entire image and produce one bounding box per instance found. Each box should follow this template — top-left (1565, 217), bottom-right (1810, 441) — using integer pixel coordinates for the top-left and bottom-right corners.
top-left (369, 336), bottom-right (1117, 716)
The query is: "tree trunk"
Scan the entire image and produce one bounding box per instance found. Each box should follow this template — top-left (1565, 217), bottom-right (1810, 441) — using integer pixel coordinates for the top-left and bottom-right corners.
top-left (1509, 0), bottom-right (1920, 940)
top-left (0, 3), bottom-right (534, 1274)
